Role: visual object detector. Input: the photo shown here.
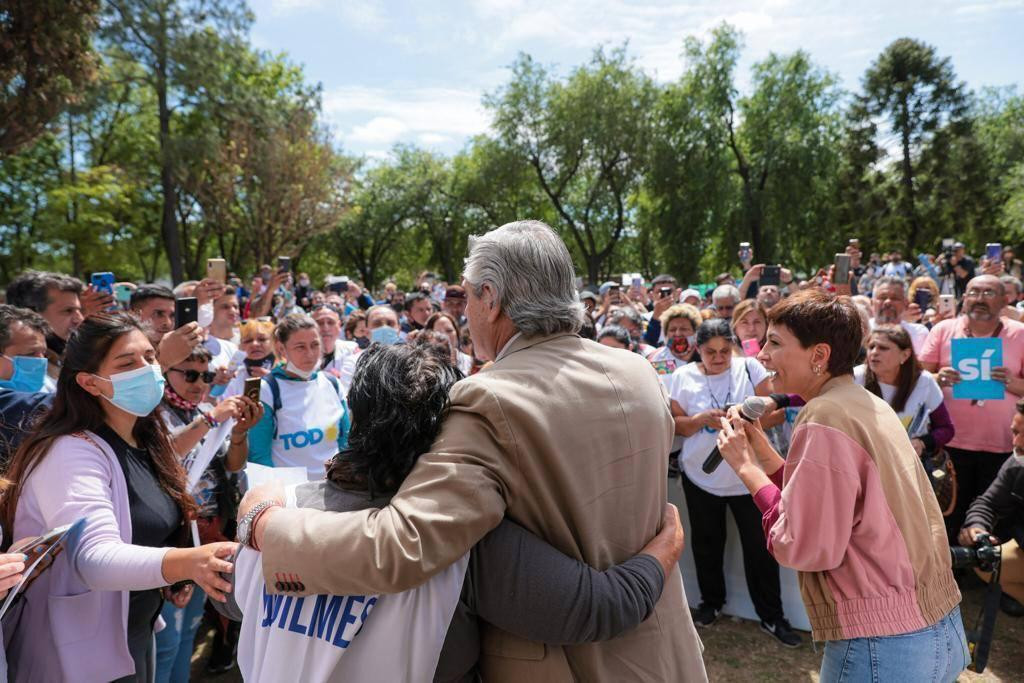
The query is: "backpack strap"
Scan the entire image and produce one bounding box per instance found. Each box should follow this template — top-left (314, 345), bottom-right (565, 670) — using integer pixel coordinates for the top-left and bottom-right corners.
top-left (265, 374), bottom-right (283, 439)
top-left (322, 372), bottom-right (340, 396)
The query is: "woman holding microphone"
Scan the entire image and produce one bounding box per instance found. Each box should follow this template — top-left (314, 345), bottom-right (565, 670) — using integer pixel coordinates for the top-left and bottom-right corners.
top-left (716, 290), bottom-right (967, 682)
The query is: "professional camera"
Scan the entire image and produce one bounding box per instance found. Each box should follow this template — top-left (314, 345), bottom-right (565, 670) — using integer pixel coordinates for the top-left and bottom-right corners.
top-left (951, 534), bottom-right (1001, 572)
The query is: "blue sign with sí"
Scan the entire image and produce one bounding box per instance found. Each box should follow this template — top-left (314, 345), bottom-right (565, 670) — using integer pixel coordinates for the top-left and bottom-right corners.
top-left (951, 338), bottom-right (1004, 401)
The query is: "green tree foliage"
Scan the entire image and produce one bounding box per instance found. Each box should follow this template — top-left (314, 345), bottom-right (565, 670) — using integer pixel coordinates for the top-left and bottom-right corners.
top-left (843, 38), bottom-right (979, 252)
top-left (486, 47), bottom-right (656, 283)
top-left (0, 0), bottom-right (101, 155)
top-left (1, 14), bottom-right (1021, 289)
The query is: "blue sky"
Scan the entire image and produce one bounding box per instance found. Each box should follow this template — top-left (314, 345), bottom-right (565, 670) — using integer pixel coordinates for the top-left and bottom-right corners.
top-left (249, 0), bottom-right (1024, 159)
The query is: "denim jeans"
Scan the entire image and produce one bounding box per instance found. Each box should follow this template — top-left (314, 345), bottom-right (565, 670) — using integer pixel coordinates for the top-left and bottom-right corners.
top-left (154, 586), bottom-right (207, 683)
top-left (820, 606), bottom-right (969, 683)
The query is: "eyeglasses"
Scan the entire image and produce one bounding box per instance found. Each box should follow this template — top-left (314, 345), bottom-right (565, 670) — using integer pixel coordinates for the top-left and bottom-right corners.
top-left (167, 368), bottom-right (216, 383)
top-left (965, 289), bottom-right (1001, 300)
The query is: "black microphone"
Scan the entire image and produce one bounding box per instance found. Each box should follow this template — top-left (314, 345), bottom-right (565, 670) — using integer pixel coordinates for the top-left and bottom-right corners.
top-left (701, 396), bottom-right (770, 474)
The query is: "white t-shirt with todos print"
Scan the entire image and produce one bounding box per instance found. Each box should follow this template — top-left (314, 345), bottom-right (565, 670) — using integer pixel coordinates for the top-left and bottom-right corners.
top-left (260, 373), bottom-right (346, 479)
top-left (667, 357), bottom-right (769, 496)
top-left (854, 366), bottom-right (943, 438)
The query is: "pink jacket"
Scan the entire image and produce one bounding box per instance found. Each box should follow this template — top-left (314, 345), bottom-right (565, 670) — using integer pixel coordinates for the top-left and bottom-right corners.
top-left (753, 377), bottom-right (960, 641)
top-left (6, 431), bottom-right (171, 682)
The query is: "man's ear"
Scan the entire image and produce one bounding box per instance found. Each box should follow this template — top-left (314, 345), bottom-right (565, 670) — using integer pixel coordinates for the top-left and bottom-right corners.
top-left (483, 285), bottom-right (502, 324)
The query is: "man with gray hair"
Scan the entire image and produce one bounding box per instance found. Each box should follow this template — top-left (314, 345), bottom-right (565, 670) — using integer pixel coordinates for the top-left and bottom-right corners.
top-left (239, 220), bottom-right (707, 680)
top-left (871, 276), bottom-right (929, 354)
top-left (712, 283), bottom-right (741, 319)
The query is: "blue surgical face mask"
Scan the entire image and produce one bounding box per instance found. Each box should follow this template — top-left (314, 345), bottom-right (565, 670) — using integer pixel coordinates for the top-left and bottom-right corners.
top-left (370, 326), bottom-right (400, 346)
top-left (93, 363), bottom-right (165, 417)
top-left (0, 354), bottom-right (48, 393)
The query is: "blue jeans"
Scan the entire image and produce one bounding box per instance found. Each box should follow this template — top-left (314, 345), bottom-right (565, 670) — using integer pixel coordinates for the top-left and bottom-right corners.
top-left (154, 587), bottom-right (207, 683)
top-left (820, 606), bottom-right (969, 682)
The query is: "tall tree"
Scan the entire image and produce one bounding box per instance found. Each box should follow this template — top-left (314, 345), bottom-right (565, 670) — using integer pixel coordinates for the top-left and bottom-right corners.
top-left (100, 0), bottom-right (251, 282)
top-left (856, 38), bottom-right (973, 250)
top-left (486, 47), bottom-right (655, 283)
top-left (0, 0), bottom-right (100, 155)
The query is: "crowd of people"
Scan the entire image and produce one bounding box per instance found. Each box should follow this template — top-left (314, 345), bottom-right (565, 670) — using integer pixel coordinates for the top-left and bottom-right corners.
top-left (0, 225), bottom-right (1020, 681)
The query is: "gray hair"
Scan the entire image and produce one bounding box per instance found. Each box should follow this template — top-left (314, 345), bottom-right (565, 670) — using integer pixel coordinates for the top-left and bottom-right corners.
top-left (872, 276), bottom-right (907, 297)
top-left (606, 306), bottom-right (643, 327)
top-left (463, 220), bottom-right (584, 336)
top-left (1000, 274), bottom-right (1022, 294)
top-left (711, 284), bottom-right (740, 304)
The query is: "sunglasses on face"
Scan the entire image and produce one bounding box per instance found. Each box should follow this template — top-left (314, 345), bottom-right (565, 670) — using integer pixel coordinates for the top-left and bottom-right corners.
top-left (168, 368), bottom-right (216, 383)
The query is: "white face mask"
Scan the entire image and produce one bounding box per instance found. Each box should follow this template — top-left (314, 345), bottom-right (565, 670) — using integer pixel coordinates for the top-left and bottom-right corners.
top-left (286, 360), bottom-right (315, 380)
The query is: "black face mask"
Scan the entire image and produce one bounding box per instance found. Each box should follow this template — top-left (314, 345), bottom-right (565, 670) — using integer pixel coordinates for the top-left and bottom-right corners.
top-left (243, 354), bottom-right (275, 370)
top-left (355, 336), bottom-right (370, 349)
top-left (46, 332), bottom-right (66, 359)
top-left (391, 303), bottom-right (404, 315)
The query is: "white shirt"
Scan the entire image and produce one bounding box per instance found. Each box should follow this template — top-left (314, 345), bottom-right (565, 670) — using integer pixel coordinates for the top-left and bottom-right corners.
top-left (322, 339), bottom-right (360, 393)
top-left (853, 366), bottom-right (943, 438)
top-left (261, 374), bottom-right (346, 479)
top-left (205, 336), bottom-right (240, 370)
top-left (667, 357), bottom-right (769, 496)
top-left (232, 486), bottom-right (468, 683)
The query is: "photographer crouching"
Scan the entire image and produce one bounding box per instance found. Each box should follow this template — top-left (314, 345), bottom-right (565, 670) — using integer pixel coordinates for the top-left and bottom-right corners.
top-left (953, 397), bottom-right (1024, 672)
top-left (957, 397), bottom-right (1024, 615)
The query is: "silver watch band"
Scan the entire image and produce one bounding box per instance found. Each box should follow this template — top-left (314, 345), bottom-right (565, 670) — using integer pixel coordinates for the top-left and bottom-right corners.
top-left (240, 500), bottom-right (278, 549)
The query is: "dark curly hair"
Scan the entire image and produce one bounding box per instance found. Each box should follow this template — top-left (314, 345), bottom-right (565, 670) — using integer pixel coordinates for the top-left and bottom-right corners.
top-left (327, 342), bottom-right (462, 494)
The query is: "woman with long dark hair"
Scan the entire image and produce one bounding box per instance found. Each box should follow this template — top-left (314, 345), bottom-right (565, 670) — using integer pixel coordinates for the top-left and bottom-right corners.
top-left (2, 312), bottom-right (238, 682)
top-left (856, 325), bottom-right (953, 457)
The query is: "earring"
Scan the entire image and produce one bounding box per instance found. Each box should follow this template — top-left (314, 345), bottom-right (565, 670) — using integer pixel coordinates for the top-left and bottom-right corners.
top-left (812, 364), bottom-right (823, 375)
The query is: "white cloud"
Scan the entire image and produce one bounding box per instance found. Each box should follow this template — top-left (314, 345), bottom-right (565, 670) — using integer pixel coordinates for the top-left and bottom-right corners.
top-left (348, 117), bottom-right (409, 144)
top-left (418, 132), bottom-right (452, 145)
top-left (266, 0), bottom-right (326, 16)
top-left (323, 86), bottom-right (491, 149)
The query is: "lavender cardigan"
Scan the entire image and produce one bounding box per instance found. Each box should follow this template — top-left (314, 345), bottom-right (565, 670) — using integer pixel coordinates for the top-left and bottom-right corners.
top-left (5, 431), bottom-right (172, 682)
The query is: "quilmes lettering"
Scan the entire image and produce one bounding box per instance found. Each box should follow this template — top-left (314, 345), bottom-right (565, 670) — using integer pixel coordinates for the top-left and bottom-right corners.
top-left (957, 348), bottom-right (996, 382)
top-left (261, 584), bottom-right (377, 649)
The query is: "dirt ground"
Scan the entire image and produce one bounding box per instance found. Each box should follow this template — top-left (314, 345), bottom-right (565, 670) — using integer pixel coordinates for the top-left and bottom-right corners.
top-left (190, 573), bottom-right (1024, 682)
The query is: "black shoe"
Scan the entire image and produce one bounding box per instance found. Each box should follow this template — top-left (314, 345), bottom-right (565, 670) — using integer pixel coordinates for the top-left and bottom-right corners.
top-left (1001, 594), bottom-right (1024, 618)
top-left (204, 628), bottom-right (238, 675)
top-left (692, 603), bottom-right (722, 627)
top-left (761, 618), bottom-right (803, 648)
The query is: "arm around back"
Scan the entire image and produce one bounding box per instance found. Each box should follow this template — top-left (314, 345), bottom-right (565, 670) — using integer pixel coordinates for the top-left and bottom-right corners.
top-left (465, 515), bottom-right (669, 645)
top-left (260, 378), bottom-right (517, 595)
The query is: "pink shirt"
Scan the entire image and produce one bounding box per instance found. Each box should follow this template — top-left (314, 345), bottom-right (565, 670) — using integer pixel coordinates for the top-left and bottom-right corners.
top-left (919, 316), bottom-right (1024, 453)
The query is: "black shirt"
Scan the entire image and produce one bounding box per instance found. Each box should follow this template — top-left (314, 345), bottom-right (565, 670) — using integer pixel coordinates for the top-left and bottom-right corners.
top-left (95, 425), bottom-right (183, 640)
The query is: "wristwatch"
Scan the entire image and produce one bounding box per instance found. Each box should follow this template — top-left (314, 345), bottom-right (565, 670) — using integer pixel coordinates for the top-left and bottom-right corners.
top-left (237, 500), bottom-right (280, 551)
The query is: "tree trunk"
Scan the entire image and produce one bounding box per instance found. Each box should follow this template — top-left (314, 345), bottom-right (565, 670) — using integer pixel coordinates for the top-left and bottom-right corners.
top-left (899, 100), bottom-right (920, 251)
top-left (155, 27), bottom-right (183, 283)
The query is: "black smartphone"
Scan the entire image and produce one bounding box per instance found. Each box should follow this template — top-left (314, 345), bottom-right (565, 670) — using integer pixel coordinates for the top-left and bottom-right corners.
top-left (914, 289), bottom-right (933, 310)
top-left (175, 297), bottom-right (198, 328)
top-left (659, 286), bottom-right (673, 297)
top-left (760, 265), bottom-right (781, 287)
top-left (277, 256), bottom-right (291, 273)
top-left (244, 376), bottom-right (262, 403)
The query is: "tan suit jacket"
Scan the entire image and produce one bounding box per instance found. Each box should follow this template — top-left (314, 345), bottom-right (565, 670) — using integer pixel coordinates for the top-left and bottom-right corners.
top-left (261, 332), bottom-right (707, 681)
